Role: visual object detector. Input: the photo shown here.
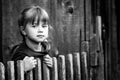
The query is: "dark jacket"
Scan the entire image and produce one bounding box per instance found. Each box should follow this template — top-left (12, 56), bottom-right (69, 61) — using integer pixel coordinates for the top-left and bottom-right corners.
top-left (11, 42), bottom-right (58, 61)
top-left (11, 42), bottom-right (57, 80)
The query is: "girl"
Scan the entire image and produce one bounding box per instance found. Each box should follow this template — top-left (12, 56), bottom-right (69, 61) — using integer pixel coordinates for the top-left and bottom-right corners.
top-left (11, 5), bottom-right (58, 72)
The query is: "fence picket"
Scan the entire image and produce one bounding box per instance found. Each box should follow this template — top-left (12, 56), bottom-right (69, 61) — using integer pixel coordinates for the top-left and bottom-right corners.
top-left (0, 53), bottom-right (90, 80)
top-left (0, 62), bottom-right (5, 80)
top-left (34, 58), bottom-right (42, 80)
top-left (81, 52), bottom-right (88, 80)
top-left (73, 53), bottom-right (81, 80)
top-left (66, 54), bottom-right (73, 80)
top-left (7, 61), bottom-right (15, 80)
top-left (43, 62), bottom-right (50, 80)
top-left (58, 55), bottom-right (66, 80)
top-left (51, 57), bottom-right (58, 80)
top-left (17, 60), bottom-right (24, 80)
top-left (26, 70), bottom-right (33, 80)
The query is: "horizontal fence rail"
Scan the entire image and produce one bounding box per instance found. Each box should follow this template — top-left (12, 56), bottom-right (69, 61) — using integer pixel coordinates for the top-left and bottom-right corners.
top-left (0, 52), bottom-right (89, 80)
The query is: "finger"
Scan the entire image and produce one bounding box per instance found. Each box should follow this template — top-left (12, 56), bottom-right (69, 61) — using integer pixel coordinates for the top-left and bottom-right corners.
top-left (32, 61), bottom-right (37, 67)
top-left (43, 61), bottom-right (53, 67)
top-left (44, 57), bottom-right (49, 60)
top-left (44, 55), bottom-right (50, 58)
top-left (29, 57), bottom-right (34, 60)
top-left (43, 62), bottom-right (52, 67)
top-left (24, 57), bottom-right (34, 61)
top-left (44, 58), bottom-right (52, 61)
top-left (33, 60), bottom-right (37, 65)
top-left (23, 56), bottom-right (29, 60)
top-left (32, 64), bottom-right (36, 68)
top-left (47, 64), bottom-right (52, 67)
top-left (31, 59), bottom-right (37, 64)
top-left (44, 57), bottom-right (52, 61)
top-left (45, 60), bottom-right (52, 64)
top-left (44, 60), bottom-right (52, 65)
top-left (44, 57), bottom-right (51, 60)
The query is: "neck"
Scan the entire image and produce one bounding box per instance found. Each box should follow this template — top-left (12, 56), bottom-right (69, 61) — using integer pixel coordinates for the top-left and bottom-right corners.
top-left (25, 38), bottom-right (42, 52)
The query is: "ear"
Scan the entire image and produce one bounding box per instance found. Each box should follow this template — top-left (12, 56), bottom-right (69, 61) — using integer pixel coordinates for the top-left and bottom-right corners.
top-left (20, 26), bottom-right (26, 36)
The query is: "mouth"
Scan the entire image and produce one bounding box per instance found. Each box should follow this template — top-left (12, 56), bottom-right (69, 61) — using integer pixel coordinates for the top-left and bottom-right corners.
top-left (37, 35), bottom-right (44, 38)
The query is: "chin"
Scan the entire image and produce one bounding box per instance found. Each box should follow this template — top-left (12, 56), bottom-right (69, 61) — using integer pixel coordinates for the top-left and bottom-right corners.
top-left (33, 38), bottom-right (47, 43)
top-left (36, 39), bottom-right (44, 42)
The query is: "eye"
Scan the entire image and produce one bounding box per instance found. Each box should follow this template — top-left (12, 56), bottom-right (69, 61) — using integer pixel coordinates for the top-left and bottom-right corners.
top-left (32, 25), bottom-right (36, 27)
top-left (42, 24), bottom-right (48, 28)
top-left (32, 23), bottom-right (37, 28)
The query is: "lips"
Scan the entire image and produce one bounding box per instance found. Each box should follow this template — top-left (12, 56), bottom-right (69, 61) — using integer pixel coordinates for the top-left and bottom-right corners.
top-left (37, 35), bottom-right (44, 38)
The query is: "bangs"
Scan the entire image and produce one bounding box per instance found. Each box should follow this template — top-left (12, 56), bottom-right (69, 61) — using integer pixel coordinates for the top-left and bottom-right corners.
top-left (23, 6), bottom-right (49, 26)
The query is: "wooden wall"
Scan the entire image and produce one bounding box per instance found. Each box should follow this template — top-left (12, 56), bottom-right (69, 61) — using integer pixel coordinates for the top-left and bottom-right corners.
top-left (2, 0), bottom-right (85, 63)
top-left (102, 0), bottom-right (120, 80)
top-left (1, 0), bottom-right (120, 80)
top-left (0, 0), bottom-right (2, 62)
top-left (1, 0), bottom-right (108, 80)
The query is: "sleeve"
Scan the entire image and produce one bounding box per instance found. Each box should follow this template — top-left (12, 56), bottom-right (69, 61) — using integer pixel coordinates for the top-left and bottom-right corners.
top-left (12, 52), bottom-right (27, 61)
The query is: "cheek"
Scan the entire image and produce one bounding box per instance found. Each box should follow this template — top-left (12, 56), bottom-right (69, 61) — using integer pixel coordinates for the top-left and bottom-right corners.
top-left (25, 28), bottom-right (35, 36)
top-left (44, 28), bottom-right (49, 37)
top-left (45, 29), bottom-right (48, 35)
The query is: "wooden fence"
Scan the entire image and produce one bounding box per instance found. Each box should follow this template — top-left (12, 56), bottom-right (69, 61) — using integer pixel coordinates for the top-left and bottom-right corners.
top-left (0, 52), bottom-right (89, 80)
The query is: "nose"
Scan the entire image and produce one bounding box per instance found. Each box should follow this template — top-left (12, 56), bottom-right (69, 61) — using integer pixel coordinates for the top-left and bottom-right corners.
top-left (37, 26), bottom-right (43, 33)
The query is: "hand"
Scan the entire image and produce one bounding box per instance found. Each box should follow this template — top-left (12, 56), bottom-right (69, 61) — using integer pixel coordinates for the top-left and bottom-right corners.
top-left (23, 56), bottom-right (37, 72)
top-left (43, 55), bottom-right (53, 68)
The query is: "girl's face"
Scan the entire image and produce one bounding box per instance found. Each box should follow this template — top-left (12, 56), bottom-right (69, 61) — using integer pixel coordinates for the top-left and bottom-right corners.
top-left (22, 21), bottom-right (48, 43)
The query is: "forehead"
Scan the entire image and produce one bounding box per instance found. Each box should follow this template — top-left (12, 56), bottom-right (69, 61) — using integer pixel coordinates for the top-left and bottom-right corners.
top-left (25, 7), bottom-right (49, 25)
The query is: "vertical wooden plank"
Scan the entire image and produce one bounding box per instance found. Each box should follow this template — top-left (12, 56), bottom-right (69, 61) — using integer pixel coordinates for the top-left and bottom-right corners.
top-left (0, 62), bottom-right (5, 80)
top-left (58, 55), bottom-right (66, 80)
top-left (81, 41), bottom-right (90, 80)
top-left (78, 0), bottom-right (85, 41)
top-left (73, 52), bottom-right (81, 80)
top-left (90, 52), bottom-right (98, 66)
top-left (34, 58), bottom-right (42, 80)
top-left (106, 0), bottom-right (112, 80)
top-left (94, 16), bottom-right (104, 80)
top-left (0, 0), bottom-right (2, 62)
top-left (51, 57), bottom-right (58, 80)
top-left (96, 16), bottom-right (102, 40)
top-left (26, 71), bottom-right (33, 80)
top-left (96, 51), bottom-right (104, 80)
top-left (109, 0), bottom-right (118, 80)
top-left (66, 54), bottom-right (73, 80)
top-left (17, 60), bottom-right (24, 80)
top-left (81, 52), bottom-right (88, 80)
top-left (104, 37), bottom-right (108, 80)
top-left (81, 41), bottom-right (89, 53)
top-left (85, 0), bottom-right (93, 41)
top-left (7, 61), bottom-right (15, 80)
top-left (43, 63), bottom-right (50, 80)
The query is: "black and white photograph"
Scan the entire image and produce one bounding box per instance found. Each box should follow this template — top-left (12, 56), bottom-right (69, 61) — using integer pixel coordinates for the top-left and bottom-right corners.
top-left (0, 0), bottom-right (120, 80)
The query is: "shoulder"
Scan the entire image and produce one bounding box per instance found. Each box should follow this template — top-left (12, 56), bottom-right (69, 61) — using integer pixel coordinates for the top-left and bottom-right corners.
top-left (10, 44), bottom-right (20, 55)
top-left (11, 51), bottom-right (27, 61)
top-left (10, 43), bottom-right (27, 61)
